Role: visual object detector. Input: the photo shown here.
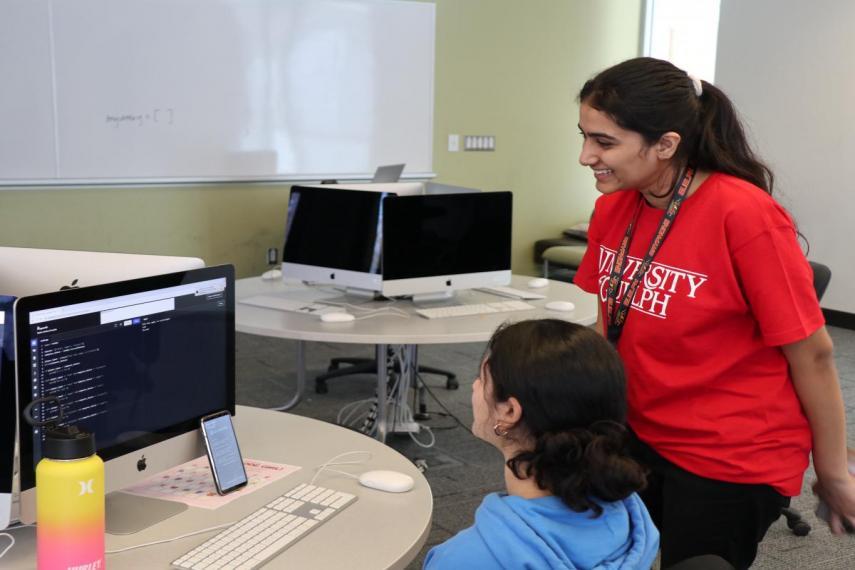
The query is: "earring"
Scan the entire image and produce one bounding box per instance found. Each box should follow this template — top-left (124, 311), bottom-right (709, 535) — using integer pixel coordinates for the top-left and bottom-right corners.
top-left (493, 423), bottom-right (509, 438)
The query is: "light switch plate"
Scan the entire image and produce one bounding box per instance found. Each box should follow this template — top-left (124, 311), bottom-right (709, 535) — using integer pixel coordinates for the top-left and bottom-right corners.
top-left (448, 134), bottom-right (459, 152)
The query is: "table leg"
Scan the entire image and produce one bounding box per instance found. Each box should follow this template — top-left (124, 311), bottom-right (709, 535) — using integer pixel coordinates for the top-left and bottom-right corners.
top-left (269, 339), bottom-right (306, 412)
top-left (408, 345), bottom-right (425, 415)
top-left (375, 344), bottom-right (388, 442)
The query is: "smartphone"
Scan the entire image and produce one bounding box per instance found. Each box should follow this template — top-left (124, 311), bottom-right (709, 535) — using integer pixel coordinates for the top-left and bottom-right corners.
top-left (200, 411), bottom-right (248, 495)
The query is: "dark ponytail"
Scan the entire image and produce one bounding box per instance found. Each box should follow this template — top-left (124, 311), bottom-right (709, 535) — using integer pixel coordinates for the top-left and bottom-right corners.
top-left (694, 81), bottom-right (774, 193)
top-left (484, 320), bottom-right (646, 515)
top-left (579, 57), bottom-right (774, 194)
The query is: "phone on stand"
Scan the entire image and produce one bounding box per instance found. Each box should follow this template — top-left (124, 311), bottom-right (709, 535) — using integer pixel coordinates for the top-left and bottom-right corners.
top-left (200, 411), bottom-right (248, 495)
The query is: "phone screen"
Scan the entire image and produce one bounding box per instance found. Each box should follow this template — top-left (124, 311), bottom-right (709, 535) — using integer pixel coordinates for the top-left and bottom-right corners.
top-left (201, 411), bottom-right (248, 495)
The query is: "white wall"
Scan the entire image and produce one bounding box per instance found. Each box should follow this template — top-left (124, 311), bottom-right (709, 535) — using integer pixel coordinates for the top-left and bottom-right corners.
top-left (716, 0), bottom-right (854, 313)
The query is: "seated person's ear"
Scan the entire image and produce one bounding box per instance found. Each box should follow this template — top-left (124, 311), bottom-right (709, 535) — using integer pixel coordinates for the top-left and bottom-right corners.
top-left (496, 397), bottom-right (524, 430)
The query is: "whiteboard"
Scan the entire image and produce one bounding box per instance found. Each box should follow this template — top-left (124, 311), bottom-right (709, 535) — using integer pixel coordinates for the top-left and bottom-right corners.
top-left (0, 0), bottom-right (435, 185)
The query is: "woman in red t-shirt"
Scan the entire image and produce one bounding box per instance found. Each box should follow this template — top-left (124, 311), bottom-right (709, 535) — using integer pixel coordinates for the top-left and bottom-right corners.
top-left (573, 57), bottom-right (855, 569)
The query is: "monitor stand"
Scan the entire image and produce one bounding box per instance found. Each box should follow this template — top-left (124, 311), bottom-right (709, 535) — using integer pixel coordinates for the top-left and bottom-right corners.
top-left (412, 290), bottom-right (454, 304)
top-left (105, 491), bottom-right (188, 535)
top-left (344, 287), bottom-right (378, 299)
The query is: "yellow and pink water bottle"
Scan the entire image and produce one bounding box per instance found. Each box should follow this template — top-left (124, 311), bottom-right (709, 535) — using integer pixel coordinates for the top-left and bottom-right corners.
top-left (24, 397), bottom-right (105, 570)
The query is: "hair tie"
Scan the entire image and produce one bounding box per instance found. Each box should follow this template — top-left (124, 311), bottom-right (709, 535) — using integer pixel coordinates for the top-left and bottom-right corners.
top-left (688, 74), bottom-right (703, 97)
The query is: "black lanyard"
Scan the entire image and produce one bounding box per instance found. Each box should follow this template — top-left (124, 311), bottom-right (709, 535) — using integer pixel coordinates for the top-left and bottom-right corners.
top-left (605, 167), bottom-right (695, 345)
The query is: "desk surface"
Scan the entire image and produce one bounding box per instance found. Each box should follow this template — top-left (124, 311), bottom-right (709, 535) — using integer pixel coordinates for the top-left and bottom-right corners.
top-left (236, 274), bottom-right (598, 344)
top-left (4, 406), bottom-right (433, 569)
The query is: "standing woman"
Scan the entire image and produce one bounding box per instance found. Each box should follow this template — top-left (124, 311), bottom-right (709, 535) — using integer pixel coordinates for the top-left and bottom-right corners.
top-left (573, 57), bottom-right (855, 569)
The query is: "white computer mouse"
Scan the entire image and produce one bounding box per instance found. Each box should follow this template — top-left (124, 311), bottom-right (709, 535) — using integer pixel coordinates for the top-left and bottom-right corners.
top-left (527, 277), bottom-right (549, 288)
top-left (545, 301), bottom-right (575, 312)
top-left (358, 470), bottom-right (415, 493)
top-left (320, 312), bottom-right (356, 323)
top-left (261, 268), bottom-right (282, 280)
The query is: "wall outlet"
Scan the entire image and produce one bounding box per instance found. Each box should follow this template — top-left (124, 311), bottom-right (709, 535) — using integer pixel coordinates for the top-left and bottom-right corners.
top-left (464, 135), bottom-right (495, 151)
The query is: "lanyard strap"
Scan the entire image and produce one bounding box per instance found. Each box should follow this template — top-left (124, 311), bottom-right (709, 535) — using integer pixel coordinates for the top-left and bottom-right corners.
top-left (606, 167), bottom-right (695, 344)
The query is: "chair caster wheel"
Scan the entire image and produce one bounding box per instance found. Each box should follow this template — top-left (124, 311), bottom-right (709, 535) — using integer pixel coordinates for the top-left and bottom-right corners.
top-left (790, 521), bottom-right (811, 537)
top-left (446, 378), bottom-right (459, 390)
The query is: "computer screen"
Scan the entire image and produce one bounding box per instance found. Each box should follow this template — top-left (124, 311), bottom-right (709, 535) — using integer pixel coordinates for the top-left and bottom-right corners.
top-left (382, 191), bottom-right (513, 297)
top-left (282, 186), bottom-right (390, 292)
top-left (371, 163), bottom-right (405, 183)
top-left (0, 297), bottom-right (15, 529)
top-left (15, 265), bottom-right (235, 524)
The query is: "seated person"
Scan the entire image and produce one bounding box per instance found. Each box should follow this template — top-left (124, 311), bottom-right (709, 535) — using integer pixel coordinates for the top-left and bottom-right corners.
top-left (424, 319), bottom-right (658, 569)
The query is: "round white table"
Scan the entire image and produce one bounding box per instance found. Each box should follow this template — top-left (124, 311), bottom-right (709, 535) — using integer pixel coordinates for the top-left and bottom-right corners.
top-left (236, 275), bottom-right (598, 441)
top-left (3, 406), bottom-right (433, 569)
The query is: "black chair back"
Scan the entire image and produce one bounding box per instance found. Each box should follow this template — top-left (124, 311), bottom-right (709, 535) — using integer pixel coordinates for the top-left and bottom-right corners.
top-left (809, 261), bottom-right (832, 301)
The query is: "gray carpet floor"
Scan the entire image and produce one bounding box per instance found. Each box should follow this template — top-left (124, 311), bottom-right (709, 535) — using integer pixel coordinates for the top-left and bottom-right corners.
top-left (236, 326), bottom-right (855, 569)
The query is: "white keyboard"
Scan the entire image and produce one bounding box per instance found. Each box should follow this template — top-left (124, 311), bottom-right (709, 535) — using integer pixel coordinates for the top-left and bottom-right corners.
top-left (476, 286), bottom-right (546, 300)
top-left (239, 295), bottom-right (337, 315)
top-left (415, 300), bottom-right (535, 319)
top-left (171, 483), bottom-right (357, 570)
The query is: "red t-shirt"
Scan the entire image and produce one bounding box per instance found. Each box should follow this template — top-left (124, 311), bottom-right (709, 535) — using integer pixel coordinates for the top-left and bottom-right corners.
top-left (574, 173), bottom-right (823, 496)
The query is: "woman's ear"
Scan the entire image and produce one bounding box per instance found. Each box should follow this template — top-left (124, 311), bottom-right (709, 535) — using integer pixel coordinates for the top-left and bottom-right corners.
top-left (656, 131), bottom-right (682, 160)
top-left (496, 396), bottom-right (524, 428)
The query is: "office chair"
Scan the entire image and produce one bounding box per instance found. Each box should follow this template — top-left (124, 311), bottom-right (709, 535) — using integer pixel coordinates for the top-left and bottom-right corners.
top-left (541, 244), bottom-right (587, 280)
top-left (315, 353), bottom-right (458, 394)
top-left (778, 260), bottom-right (832, 537)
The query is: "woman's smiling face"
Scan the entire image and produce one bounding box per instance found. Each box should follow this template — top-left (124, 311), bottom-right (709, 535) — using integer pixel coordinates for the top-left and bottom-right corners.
top-left (578, 102), bottom-right (671, 198)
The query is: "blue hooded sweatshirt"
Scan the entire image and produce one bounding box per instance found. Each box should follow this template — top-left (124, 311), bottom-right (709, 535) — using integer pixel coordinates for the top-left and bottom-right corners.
top-left (424, 492), bottom-right (658, 570)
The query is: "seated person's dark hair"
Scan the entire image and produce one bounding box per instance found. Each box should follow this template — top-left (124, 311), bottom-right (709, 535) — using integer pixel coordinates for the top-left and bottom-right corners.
top-left (484, 319), bottom-right (646, 515)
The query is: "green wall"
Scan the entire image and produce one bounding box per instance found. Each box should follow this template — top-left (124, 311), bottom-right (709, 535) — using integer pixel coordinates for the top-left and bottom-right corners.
top-left (0, 0), bottom-right (641, 278)
top-left (432, 0), bottom-right (642, 274)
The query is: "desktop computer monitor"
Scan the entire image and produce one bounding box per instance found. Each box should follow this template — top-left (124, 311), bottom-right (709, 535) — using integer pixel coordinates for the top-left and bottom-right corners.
top-left (281, 185), bottom-right (391, 293)
top-left (0, 246), bottom-right (205, 296)
top-left (381, 191), bottom-right (513, 298)
top-left (303, 182), bottom-right (424, 196)
top-left (0, 297), bottom-right (15, 530)
top-left (0, 247), bottom-right (204, 527)
top-left (14, 265), bottom-right (235, 528)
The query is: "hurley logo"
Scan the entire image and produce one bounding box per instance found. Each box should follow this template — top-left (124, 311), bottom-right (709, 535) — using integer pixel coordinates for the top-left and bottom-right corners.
top-left (78, 479), bottom-right (94, 496)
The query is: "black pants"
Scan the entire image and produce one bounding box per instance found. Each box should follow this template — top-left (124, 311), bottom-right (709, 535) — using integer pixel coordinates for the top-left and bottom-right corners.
top-left (628, 433), bottom-right (789, 570)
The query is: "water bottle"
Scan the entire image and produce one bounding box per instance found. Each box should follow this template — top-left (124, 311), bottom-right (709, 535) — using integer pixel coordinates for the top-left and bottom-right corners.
top-left (24, 397), bottom-right (105, 570)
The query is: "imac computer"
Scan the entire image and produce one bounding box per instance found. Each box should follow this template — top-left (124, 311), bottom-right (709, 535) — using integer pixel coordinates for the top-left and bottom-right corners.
top-left (381, 191), bottom-right (513, 299)
top-left (0, 248), bottom-right (204, 529)
top-left (281, 185), bottom-right (392, 293)
top-left (0, 246), bottom-right (205, 296)
top-left (424, 182), bottom-right (480, 195)
top-left (303, 182), bottom-right (424, 196)
top-left (14, 265), bottom-right (235, 532)
top-left (0, 297), bottom-right (14, 530)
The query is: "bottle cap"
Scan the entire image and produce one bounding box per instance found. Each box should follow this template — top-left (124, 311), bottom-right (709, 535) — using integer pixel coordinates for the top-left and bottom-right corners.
top-left (43, 425), bottom-right (96, 460)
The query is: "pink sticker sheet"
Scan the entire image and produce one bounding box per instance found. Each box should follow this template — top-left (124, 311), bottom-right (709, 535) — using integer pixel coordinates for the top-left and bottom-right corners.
top-left (121, 457), bottom-right (301, 509)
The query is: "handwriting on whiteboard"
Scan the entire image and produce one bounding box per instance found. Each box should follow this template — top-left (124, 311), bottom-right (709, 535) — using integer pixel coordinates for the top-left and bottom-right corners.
top-left (105, 108), bottom-right (174, 127)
